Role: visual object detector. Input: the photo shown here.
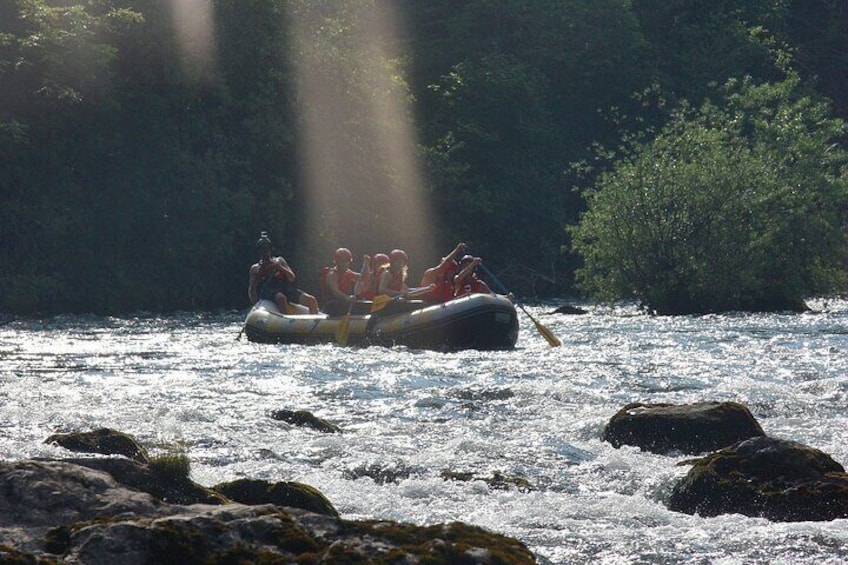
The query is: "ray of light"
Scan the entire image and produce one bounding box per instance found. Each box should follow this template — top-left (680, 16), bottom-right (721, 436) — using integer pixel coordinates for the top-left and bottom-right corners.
top-left (286, 2), bottom-right (436, 279)
top-left (168, 0), bottom-right (217, 81)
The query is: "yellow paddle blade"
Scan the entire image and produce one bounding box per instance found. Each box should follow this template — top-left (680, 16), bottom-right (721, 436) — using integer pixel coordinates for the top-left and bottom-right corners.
top-left (533, 319), bottom-right (562, 347)
top-left (371, 294), bottom-right (392, 313)
top-left (335, 313), bottom-right (352, 346)
top-left (518, 304), bottom-right (561, 347)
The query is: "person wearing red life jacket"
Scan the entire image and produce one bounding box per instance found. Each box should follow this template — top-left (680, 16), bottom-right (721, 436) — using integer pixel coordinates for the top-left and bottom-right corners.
top-left (378, 249), bottom-right (411, 297)
top-left (453, 255), bottom-right (494, 297)
top-left (360, 253), bottom-right (389, 300)
top-left (248, 232), bottom-right (319, 314)
top-left (323, 247), bottom-right (369, 316)
top-left (419, 242), bottom-right (467, 305)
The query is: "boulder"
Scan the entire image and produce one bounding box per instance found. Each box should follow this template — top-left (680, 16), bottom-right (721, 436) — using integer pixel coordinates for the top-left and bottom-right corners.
top-left (668, 436), bottom-right (848, 521)
top-left (45, 428), bottom-right (149, 463)
top-left (270, 409), bottom-right (342, 433)
top-left (0, 459), bottom-right (537, 563)
top-left (68, 457), bottom-right (227, 505)
top-left (212, 478), bottom-right (339, 517)
top-left (602, 401), bottom-right (765, 454)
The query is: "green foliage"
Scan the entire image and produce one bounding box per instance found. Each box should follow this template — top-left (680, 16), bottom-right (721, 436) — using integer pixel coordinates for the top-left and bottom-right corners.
top-left (571, 74), bottom-right (848, 314)
top-left (149, 443), bottom-right (191, 482)
top-left (0, 1), bottom-right (846, 313)
top-left (415, 0), bottom-right (651, 290)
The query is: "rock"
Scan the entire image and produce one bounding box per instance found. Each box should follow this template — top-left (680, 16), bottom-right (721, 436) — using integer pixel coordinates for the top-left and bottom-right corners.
top-left (44, 428), bottom-right (149, 463)
top-left (668, 436), bottom-right (848, 521)
top-left (602, 401), bottom-right (765, 454)
top-left (68, 457), bottom-right (227, 505)
top-left (0, 459), bottom-right (537, 563)
top-left (441, 470), bottom-right (534, 493)
top-left (212, 478), bottom-right (339, 517)
top-left (270, 409), bottom-right (342, 433)
top-left (550, 304), bottom-right (588, 315)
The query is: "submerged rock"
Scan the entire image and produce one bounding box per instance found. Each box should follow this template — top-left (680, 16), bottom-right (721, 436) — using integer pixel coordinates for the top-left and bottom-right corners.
top-left (270, 409), bottom-right (342, 433)
top-left (602, 401), bottom-right (765, 454)
top-left (668, 436), bottom-right (848, 521)
top-left (45, 428), bottom-right (149, 463)
top-left (0, 459), bottom-right (537, 563)
top-left (441, 470), bottom-right (535, 493)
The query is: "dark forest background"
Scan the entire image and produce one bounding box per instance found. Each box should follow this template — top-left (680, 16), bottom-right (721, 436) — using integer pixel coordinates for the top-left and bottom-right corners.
top-left (2, 0), bottom-right (847, 315)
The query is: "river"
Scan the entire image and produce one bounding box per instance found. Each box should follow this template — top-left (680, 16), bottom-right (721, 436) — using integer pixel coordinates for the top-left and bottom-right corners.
top-left (2, 300), bottom-right (847, 564)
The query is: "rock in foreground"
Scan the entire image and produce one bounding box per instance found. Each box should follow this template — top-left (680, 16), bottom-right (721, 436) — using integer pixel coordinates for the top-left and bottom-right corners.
top-left (0, 459), bottom-right (536, 564)
top-left (668, 436), bottom-right (848, 521)
top-left (603, 401), bottom-right (765, 454)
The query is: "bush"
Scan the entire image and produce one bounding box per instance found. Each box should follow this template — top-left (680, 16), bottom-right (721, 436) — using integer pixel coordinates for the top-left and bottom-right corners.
top-left (571, 75), bottom-right (848, 314)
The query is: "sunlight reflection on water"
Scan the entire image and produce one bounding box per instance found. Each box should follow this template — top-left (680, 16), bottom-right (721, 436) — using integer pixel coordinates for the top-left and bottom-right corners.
top-left (2, 301), bottom-right (848, 563)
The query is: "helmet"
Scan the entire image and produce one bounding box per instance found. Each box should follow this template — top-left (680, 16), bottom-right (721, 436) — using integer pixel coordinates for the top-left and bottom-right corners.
top-left (333, 247), bottom-right (352, 264)
top-left (459, 254), bottom-right (474, 265)
top-left (256, 231), bottom-right (272, 249)
top-left (389, 249), bottom-right (408, 265)
top-left (372, 253), bottom-right (390, 268)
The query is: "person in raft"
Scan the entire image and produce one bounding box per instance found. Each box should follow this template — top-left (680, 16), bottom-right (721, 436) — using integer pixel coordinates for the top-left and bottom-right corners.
top-left (323, 247), bottom-right (370, 316)
top-left (419, 242), bottom-right (467, 305)
top-left (248, 232), bottom-right (319, 314)
top-left (453, 255), bottom-right (495, 297)
top-left (359, 252), bottom-right (389, 300)
top-left (377, 249), bottom-right (435, 299)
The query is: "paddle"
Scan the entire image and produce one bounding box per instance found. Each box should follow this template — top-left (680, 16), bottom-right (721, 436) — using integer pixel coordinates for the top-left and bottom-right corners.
top-left (335, 257), bottom-right (369, 346)
top-left (370, 285), bottom-right (436, 313)
top-left (478, 264), bottom-right (561, 347)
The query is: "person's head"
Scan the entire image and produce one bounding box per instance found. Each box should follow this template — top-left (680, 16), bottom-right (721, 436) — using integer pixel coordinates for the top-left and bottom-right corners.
top-left (459, 254), bottom-right (475, 273)
top-left (256, 232), bottom-right (272, 259)
top-left (333, 247), bottom-right (352, 268)
top-left (389, 249), bottom-right (408, 280)
top-left (372, 253), bottom-right (390, 271)
top-left (389, 249), bottom-right (408, 269)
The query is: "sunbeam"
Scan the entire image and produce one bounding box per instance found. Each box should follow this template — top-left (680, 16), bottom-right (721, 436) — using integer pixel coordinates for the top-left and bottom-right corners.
top-left (168, 0), bottom-right (217, 81)
top-left (286, 2), bottom-right (436, 276)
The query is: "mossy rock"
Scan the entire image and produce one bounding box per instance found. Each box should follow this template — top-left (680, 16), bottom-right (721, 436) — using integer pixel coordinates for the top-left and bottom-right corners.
top-left (45, 428), bottom-right (149, 463)
top-left (270, 409), bottom-right (342, 433)
top-left (668, 436), bottom-right (848, 521)
top-left (343, 520), bottom-right (537, 564)
top-left (603, 401), bottom-right (765, 455)
top-left (66, 457), bottom-right (227, 505)
top-left (213, 478), bottom-right (339, 517)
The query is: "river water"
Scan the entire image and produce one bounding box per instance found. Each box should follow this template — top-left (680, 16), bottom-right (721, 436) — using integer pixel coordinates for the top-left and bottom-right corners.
top-left (1, 300), bottom-right (847, 564)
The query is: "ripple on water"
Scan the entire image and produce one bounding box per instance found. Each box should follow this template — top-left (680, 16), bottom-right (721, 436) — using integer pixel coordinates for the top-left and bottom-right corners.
top-left (3, 302), bottom-right (848, 563)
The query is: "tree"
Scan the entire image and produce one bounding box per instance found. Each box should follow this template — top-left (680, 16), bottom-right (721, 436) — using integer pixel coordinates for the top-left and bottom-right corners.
top-left (411, 0), bottom-right (651, 292)
top-left (571, 74), bottom-right (848, 314)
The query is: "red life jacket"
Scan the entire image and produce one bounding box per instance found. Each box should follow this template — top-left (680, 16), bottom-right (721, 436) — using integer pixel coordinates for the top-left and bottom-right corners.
top-left (426, 260), bottom-right (458, 303)
top-left (336, 268), bottom-right (357, 295)
top-left (455, 274), bottom-right (491, 297)
top-left (360, 265), bottom-right (387, 300)
top-left (258, 259), bottom-right (287, 286)
top-left (321, 266), bottom-right (358, 299)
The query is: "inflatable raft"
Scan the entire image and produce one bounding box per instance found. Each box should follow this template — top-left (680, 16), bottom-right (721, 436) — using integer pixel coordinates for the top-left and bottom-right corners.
top-left (242, 293), bottom-right (519, 351)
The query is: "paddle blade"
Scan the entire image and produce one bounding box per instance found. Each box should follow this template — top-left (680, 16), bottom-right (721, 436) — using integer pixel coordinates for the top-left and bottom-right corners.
top-left (371, 294), bottom-right (392, 313)
top-left (335, 313), bottom-right (352, 346)
top-left (533, 319), bottom-right (562, 347)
